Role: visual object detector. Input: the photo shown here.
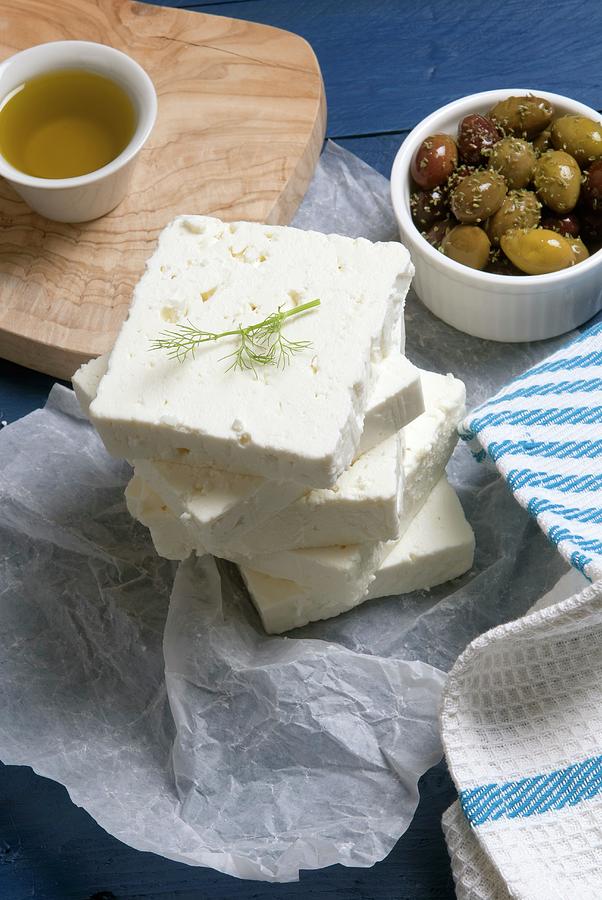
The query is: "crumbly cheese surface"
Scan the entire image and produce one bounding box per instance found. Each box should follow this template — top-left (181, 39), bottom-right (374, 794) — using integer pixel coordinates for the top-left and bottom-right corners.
top-left (89, 216), bottom-right (413, 487)
top-left (366, 477), bottom-right (475, 600)
top-left (125, 476), bottom-right (197, 560)
top-left (228, 367), bottom-right (463, 554)
top-left (241, 477), bottom-right (474, 633)
top-left (74, 346), bottom-right (420, 550)
top-left (229, 431), bottom-right (404, 554)
top-left (401, 370), bottom-right (466, 528)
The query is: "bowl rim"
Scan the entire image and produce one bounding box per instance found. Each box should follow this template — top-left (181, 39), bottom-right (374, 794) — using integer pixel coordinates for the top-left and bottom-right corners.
top-left (390, 87), bottom-right (602, 286)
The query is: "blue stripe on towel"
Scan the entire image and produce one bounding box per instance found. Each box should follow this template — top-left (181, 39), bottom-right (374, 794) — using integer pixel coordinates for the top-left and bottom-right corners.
top-left (460, 754), bottom-right (602, 826)
top-left (487, 439), bottom-right (602, 462)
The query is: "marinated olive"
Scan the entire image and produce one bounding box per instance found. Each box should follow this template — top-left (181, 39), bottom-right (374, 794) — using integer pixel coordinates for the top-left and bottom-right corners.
top-left (411, 187), bottom-right (449, 229)
top-left (501, 228), bottom-right (575, 274)
top-left (487, 190), bottom-right (541, 245)
top-left (441, 225), bottom-right (490, 270)
top-left (550, 115), bottom-right (602, 166)
top-left (457, 114), bottom-right (501, 164)
top-left (490, 95), bottom-right (553, 139)
top-left (569, 237), bottom-right (589, 264)
top-left (450, 170), bottom-right (507, 223)
top-left (533, 150), bottom-right (581, 213)
top-left (581, 160), bottom-right (602, 211)
top-left (533, 129), bottom-right (552, 155)
top-left (423, 217), bottom-right (454, 248)
top-left (411, 133), bottom-right (458, 189)
top-left (539, 212), bottom-right (580, 237)
top-left (488, 137), bottom-right (536, 189)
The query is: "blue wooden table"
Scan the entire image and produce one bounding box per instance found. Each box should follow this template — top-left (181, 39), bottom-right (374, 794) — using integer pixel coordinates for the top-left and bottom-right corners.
top-left (2, 2), bottom-right (601, 897)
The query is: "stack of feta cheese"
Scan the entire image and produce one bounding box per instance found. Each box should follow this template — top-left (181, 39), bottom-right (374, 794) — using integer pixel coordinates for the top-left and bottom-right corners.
top-left (74, 216), bottom-right (474, 633)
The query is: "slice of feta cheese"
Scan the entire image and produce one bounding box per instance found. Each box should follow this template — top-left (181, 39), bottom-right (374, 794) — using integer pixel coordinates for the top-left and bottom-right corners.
top-left (366, 477), bottom-right (475, 600)
top-left (72, 354), bottom-right (108, 417)
top-left (133, 456), bottom-right (304, 552)
top-left (89, 215), bottom-right (413, 487)
top-left (402, 370), bottom-right (466, 526)
top-left (238, 538), bottom-right (386, 609)
top-left (229, 430), bottom-right (404, 554)
top-left (230, 367), bottom-right (463, 554)
top-left (240, 476), bottom-right (474, 633)
top-left (71, 345), bottom-right (421, 552)
top-left (125, 475), bottom-right (198, 560)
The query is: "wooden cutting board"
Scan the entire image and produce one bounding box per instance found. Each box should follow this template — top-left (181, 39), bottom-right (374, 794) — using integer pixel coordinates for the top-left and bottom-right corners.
top-left (0, 0), bottom-right (326, 379)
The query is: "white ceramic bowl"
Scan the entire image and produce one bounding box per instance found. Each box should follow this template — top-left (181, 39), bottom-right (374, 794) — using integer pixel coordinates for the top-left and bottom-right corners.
top-left (391, 89), bottom-right (602, 342)
top-left (0, 41), bottom-right (157, 223)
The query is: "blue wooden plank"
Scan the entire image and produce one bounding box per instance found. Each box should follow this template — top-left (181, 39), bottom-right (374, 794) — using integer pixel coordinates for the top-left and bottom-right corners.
top-left (142, 0), bottom-right (602, 137)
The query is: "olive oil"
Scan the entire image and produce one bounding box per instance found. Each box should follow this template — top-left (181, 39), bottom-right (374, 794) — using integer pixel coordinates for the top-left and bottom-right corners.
top-left (0, 69), bottom-right (136, 179)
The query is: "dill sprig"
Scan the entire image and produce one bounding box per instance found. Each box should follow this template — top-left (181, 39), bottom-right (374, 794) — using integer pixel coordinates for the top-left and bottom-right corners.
top-left (150, 299), bottom-right (321, 373)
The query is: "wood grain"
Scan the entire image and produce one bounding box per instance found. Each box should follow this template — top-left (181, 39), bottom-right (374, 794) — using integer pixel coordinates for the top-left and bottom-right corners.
top-left (0, 0), bottom-right (326, 379)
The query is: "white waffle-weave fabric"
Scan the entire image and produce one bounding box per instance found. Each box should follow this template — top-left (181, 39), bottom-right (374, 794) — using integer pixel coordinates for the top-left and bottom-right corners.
top-left (460, 320), bottom-right (602, 582)
top-left (442, 322), bottom-right (602, 899)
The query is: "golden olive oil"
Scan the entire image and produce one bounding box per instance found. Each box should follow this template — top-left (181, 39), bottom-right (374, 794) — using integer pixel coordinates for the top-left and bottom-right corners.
top-left (0, 69), bottom-right (136, 179)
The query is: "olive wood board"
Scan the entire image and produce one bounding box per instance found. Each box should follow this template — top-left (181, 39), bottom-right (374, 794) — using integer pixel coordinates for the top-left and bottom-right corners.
top-left (0, 0), bottom-right (326, 379)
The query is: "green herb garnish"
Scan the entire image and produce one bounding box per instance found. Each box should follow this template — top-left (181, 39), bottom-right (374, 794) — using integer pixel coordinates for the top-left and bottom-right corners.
top-left (150, 299), bottom-right (320, 373)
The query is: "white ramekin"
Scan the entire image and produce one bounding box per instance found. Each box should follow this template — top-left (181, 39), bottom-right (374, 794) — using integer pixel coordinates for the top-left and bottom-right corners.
top-left (391, 89), bottom-right (602, 342)
top-left (0, 41), bottom-right (157, 223)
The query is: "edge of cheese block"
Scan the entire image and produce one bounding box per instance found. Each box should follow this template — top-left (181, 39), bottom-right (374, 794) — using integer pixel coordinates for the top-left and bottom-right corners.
top-left (88, 216), bottom-right (413, 488)
top-left (240, 476), bottom-right (474, 634)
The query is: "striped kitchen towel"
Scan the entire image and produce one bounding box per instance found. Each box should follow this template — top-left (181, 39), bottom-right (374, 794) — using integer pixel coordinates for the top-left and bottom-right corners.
top-left (460, 321), bottom-right (602, 582)
top-left (441, 321), bottom-right (602, 899)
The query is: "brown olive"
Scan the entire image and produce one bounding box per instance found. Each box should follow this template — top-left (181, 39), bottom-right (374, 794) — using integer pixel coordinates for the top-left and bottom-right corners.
top-left (533, 129), bottom-right (552, 155)
top-left (450, 170), bottom-right (507, 223)
top-left (569, 237), bottom-right (589, 264)
top-left (533, 150), bottom-right (581, 213)
top-left (501, 228), bottom-right (575, 274)
top-left (488, 137), bottom-right (536, 189)
top-left (489, 95), bottom-right (553, 139)
top-left (457, 114), bottom-right (501, 164)
top-left (410, 187), bottom-right (449, 229)
top-left (411, 133), bottom-right (458, 189)
top-left (581, 160), bottom-right (602, 211)
top-left (550, 115), bottom-right (602, 166)
top-left (423, 217), bottom-right (454, 248)
top-left (487, 190), bottom-right (541, 245)
top-left (441, 225), bottom-right (490, 270)
top-left (580, 210), bottom-right (602, 244)
top-left (539, 212), bottom-right (580, 237)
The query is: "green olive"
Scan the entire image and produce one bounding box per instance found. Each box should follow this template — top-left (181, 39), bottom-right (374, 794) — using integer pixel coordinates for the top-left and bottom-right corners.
top-left (441, 225), bottom-right (490, 269)
top-left (569, 237), bottom-right (590, 264)
top-left (489, 95), bottom-right (553, 138)
top-left (488, 137), bottom-right (536, 189)
top-left (487, 190), bottom-right (541, 245)
top-left (533, 150), bottom-right (581, 213)
top-left (550, 115), bottom-right (602, 166)
top-left (450, 170), bottom-right (507, 223)
top-left (501, 228), bottom-right (575, 274)
top-left (533, 129), bottom-right (552, 156)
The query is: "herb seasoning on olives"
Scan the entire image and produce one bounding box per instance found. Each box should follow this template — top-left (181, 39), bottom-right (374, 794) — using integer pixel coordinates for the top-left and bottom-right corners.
top-left (408, 93), bottom-right (602, 274)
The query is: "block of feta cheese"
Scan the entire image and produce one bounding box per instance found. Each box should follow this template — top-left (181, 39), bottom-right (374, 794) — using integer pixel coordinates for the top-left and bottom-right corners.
top-left (229, 368), bottom-right (464, 554)
top-left (401, 370), bottom-right (465, 526)
top-left (366, 477), bottom-right (475, 599)
top-left (73, 348), bottom-right (422, 552)
top-left (88, 215), bottom-right (413, 487)
top-left (228, 430), bottom-right (405, 554)
top-left (240, 476), bottom-right (474, 633)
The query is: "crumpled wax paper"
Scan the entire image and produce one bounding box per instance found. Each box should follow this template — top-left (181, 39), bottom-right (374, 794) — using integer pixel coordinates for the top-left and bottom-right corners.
top-left (0, 141), bottom-right (571, 881)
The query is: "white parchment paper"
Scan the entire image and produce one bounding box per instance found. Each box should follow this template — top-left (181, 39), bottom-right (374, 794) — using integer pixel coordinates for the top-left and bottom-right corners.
top-left (0, 142), bottom-right (571, 881)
